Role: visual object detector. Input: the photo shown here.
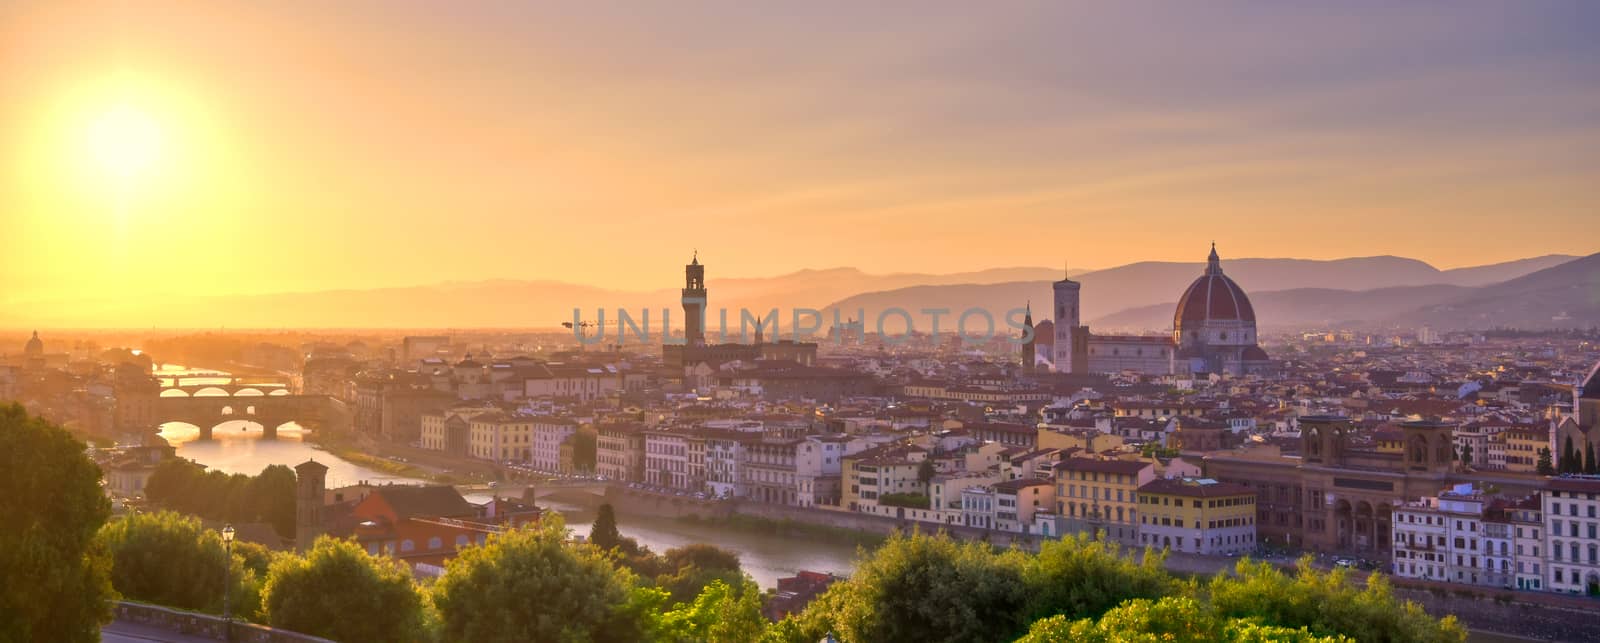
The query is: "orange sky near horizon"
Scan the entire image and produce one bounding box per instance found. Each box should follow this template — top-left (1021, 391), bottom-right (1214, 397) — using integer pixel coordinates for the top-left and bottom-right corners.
top-left (3, 2), bottom-right (1597, 308)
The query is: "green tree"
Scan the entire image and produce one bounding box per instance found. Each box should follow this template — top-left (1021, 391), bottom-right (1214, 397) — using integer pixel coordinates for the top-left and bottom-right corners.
top-left (654, 543), bottom-right (747, 605)
top-left (261, 536), bottom-right (427, 643)
top-left (1537, 447), bottom-right (1555, 476)
top-left (247, 464), bottom-right (298, 538)
top-left (432, 516), bottom-right (647, 642)
top-left (1207, 558), bottom-right (1465, 643)
top-left (233, 540), bottom-right (276, 578)
top-left (789, 530), bottom-right (1033, 642)
top-left (96, 511), bottom-right (260, 620)
top-left (1458, 444), bottom-right (1472, 468)
top-left (654, 580), bottom-right (768, 642)
top-left (1586, 443), bottom-right (1598, 475)
top-left (1562, 436), bottom-right (1578, 473)
top-left (1018, 596), bottom-right (1348, 643)
top-left (1020, 534), bottom-right (1176, 624)
top-left (0, 404), bottom-right (116, 643)
top-left (573, 428), bottom-right (598, 472)
top-left (592, 503), bottom-right (623, 551)
top-left (652, 579), bottom-right (771, 643)
top-left (917, 458), bottom-right (936, 486)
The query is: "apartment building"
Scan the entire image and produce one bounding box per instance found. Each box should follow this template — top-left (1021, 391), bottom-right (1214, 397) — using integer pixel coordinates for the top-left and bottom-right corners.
top-left (1545, 476), bottom-right (1600, 594)
top-left (1053, 457), bottom-right (1155, 545)
top-left (1136, 477), bottom-right (1256, 555)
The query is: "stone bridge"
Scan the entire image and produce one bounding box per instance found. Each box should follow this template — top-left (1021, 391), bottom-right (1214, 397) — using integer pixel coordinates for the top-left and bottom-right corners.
top-left (157, 381), bottom-right (293, 397)
top-left (152, 393), bottom-right (350, 440)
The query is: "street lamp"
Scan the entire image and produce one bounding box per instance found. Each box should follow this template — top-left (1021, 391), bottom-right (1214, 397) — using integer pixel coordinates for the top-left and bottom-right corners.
top-left (221, 524), bottom-right (235, 642)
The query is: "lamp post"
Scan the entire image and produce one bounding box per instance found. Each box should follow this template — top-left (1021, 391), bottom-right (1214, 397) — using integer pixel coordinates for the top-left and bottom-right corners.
top-left (221, 524), bottom-right (234, 642)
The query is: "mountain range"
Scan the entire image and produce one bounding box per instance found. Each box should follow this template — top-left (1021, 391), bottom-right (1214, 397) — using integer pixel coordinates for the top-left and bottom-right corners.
top-left (1, 253), bottom-right (1592, 331)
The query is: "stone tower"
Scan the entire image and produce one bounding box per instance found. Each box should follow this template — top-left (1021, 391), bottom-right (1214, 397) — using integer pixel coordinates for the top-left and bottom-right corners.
top-left (1401, 419), bottom-right (1456, 473)
top-left (1052, 265), bottom-right (1085, 373)
top-left (1300, 415), bottom-right (1351, 466)
top-left (1020, 302), bottom-right (1035, 372)
top-left (682, 252), bottom-right (707, 347)
top-left (294, 459), bottom-right (328, 551)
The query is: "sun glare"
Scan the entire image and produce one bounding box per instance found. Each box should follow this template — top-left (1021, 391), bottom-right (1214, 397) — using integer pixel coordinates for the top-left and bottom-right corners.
top-left (84, 103), bottom-right (164, 183)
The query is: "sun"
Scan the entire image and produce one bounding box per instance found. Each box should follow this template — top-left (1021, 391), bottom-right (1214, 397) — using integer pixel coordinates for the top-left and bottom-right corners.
top-left (84, 103), bottom-right (164, 183)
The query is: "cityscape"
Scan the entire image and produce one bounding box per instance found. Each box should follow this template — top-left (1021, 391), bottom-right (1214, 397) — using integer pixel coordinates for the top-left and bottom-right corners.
top-left (4, 3), bottom-right (1600, 643)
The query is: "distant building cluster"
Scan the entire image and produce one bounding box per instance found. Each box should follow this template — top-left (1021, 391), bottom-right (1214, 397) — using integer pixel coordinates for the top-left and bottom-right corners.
top-left (15, 247), bottom-right (1600, 601)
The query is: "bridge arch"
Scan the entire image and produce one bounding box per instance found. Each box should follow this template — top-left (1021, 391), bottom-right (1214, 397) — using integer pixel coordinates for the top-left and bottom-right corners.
top-left (192, 386), bottom-right (231, 397)
top-left (268, 389), bottom-right (290, 396)
top-left (160, 389), bottom-right (190, 398)
top-left (233, 388), bottom-right (265, 397)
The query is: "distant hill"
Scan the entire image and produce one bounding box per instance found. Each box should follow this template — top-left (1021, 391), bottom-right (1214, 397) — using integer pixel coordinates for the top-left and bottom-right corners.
top-left (1093, 253), bottom-right (1600, 331)
top-left (1091, 285), bottom-right (1472, 332)
top-left (1395, 252), bottom-right (1600, 329)
top-left (818, 254), bottom-right (1580, 332)
top-left (1438, 254), bottom-right (1579, 287)
top-left (1, 253), bottom-right (1586, 330)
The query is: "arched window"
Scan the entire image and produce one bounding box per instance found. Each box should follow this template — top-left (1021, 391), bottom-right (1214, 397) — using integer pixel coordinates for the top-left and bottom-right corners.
top-left (400, 539), bottom-right (415, 552)
top-left (428, 537), bottom-right (443, 550)
top-left (455, 535), bottom-right (469, 548)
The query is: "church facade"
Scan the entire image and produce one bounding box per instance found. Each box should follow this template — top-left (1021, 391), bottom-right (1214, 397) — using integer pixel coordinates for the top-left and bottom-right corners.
top-left (1049, 245), bottom-right (1270, 376)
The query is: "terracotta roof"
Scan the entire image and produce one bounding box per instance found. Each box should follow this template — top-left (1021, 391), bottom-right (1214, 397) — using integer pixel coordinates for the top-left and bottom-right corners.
top-left (375, 486), bottom-right (474, 520)
top-left (1139, 478), bottom-right (1253, 498)
top-left (1054, 457), bottom-right (1151, 475)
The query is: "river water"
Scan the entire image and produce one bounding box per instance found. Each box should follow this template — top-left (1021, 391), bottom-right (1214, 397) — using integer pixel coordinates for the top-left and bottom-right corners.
top-left (154, 366), bottom-right (857, 587)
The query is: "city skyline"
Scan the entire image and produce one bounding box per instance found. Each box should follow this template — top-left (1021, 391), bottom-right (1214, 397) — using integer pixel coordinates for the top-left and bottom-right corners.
top-left (4, 1), bottom-right (1599, 305)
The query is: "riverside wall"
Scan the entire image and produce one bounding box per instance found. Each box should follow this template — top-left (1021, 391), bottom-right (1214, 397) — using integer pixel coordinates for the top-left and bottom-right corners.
top-left (112, 602), bottom-right (335, 642)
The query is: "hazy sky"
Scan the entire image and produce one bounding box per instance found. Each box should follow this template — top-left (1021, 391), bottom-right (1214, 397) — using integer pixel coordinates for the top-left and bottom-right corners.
top-left (3, 1), bottom-right (1597, 304)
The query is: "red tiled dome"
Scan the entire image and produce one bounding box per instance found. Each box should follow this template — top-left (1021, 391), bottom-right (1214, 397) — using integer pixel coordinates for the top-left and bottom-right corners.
top-left (1173, 246), bottom-right (1255, 326)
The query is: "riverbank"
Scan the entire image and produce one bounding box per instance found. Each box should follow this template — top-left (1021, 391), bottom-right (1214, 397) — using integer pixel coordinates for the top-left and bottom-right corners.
top-left (306, 434), bottom-right (446, 483)
top-left (676, 513), bottom-right (885, 549)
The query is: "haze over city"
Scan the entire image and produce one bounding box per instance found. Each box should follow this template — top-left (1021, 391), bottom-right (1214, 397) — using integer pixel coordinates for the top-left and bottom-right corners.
top-left (4, 1), bottom-right (1599, 318)
top-left (6, 3), bottom-right (1600, 643)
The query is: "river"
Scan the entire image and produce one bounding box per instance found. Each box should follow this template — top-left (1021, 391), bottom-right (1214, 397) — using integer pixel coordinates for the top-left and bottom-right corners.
top-left (155, 366), bottom-right (858, 587)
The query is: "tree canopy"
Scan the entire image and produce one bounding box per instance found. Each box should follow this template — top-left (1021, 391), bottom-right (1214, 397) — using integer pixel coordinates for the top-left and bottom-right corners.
top-left (96, 510), bottom-right (260, 620)
top-left (431, 515), bottom-right (648, 642)
top-left (261, 536), bottom-right (428, 643)
top-left (144, 460), bottom-right (297, 538)
top-left (0, 404), bottom-right (115, 643)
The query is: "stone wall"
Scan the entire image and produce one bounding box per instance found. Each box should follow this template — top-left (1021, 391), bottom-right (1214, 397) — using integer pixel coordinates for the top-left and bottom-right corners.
top-left (1391, 583), bottom-right (1600, 642)
top-left (112, 602), bottom-right (334, 643)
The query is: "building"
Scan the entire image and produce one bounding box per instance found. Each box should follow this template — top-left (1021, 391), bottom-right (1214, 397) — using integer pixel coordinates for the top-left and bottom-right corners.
top-left (468, 412), bottom-right (533, 462)
top-left (795, 435), bottom-right (852, 507)
top-left (1053, 457), bottom-right (1155, 545)
top-left (994, 478), bottom-right (1057, 535)
top-left (745, 438), bottom-right (802, 505)
top-left (530, 417), bottom-right (578, 472)
top-left (644, 429), bottom-right (692, 489)
top-left (1137, 477), bottom-right (1257, 555)
top-left (1201, 416), bottom-right (1486, 554)
top-left (596, 423), bottom-right (646, 483)
top-left (662, 255), bottom-right (818, 369)
top-left (1510, 496), bottom-right (1545, 591)
top-left (1052, 246), bottom-right (1269, 376)
top-left (1171, 245), bottom-right (1271, 376)
top-left (844, 445), bottom-right (929, 517)
top-left (1554, 361), bottom-right (1600, 472)
top-left (1544, 476), bottom-right (1600, 594)
top-left (1392, 484), bottom-right (1511, 588)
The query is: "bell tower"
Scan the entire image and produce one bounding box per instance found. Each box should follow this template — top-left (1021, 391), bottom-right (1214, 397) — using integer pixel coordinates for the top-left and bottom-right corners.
top-left (682, 251), bottom-right (707, 347)
top-left (1402, 419), bottom-right (1456, 473)
top-left (1300, 415), bottom-right (1350, 466)
top-left (1020, 302), bottom-right (1035, 372)
top-left (1052, 264), bottom-right (1084, 373)
top-left (294, 459), bottom-right (328, 551)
